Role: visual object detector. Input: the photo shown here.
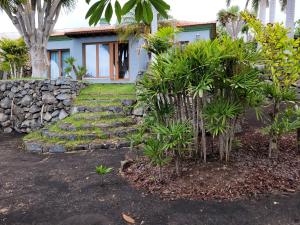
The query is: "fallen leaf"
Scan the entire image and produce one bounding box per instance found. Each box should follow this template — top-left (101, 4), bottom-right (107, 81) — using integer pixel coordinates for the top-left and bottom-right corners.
top-left (0, 208), bottom-right (9, 214)
top-left (122, 213), bottom-right (135, 224)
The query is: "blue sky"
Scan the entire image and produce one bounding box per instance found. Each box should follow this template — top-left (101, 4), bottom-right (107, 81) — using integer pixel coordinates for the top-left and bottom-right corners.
top-left (0, 0), bottom-right (299, 33)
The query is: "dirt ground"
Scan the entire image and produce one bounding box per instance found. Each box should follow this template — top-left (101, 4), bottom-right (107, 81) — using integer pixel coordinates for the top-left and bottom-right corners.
top-left (0, 134), bottom-right (300, 225)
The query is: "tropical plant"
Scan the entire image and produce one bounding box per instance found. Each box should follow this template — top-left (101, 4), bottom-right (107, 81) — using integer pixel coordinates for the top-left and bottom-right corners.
top-left (144, 138), bottom-right (171, 179)
top-left (0, 38), bottom-right (29, 79)
top-left (295, 20), bottom-right (300, 38)
top-left (64, 57), bottom-right (87, 80)
top-left (96, 165), bottom-right (113, 185)
top-left (243, 12), bottom-right (300, 158)
top-left (85, 0), bottom-right (170, 25)
top-left (143, 26), bottom-right (180, 55)
top-left (0, 0), bottom-right (76, 78)
top-left (217, 6), bottom-right (244, 40)
top-left (283, 0), bottom-right (296, 38)
top-left (138, 36), bottom-right (263, 164)
top-left (116, 10), bottom-right (172, 42)
top-left (226, 0), bottom-right (275, 24)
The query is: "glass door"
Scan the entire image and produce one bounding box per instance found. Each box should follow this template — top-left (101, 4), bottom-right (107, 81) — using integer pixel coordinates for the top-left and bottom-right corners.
top-left (49, 49), bottom-right (70, 80)
top-left (50, 51), bottom-right (59, 80)
top-left (98, 44), bottom-right (111, 78)
top-left (85, 44), bottom-right (97, 78)
top-left (61, 50), bottom-right (71, 78)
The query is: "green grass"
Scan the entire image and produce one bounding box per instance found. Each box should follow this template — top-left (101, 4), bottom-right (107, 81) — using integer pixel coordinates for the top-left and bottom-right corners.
top-left (62, 116), bottom-right (132, 128)
top-left (72, 111), bottom-right (123, 120)
top-left (74, 99), bottom-right (123, 107)
top-left (79, 84), bottom-right (135, 96)
top-left (74, 84), bottom-right (136, 107)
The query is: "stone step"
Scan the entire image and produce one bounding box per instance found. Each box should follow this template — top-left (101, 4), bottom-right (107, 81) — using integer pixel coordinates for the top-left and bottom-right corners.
top-left (72, 105), bottom-right (124, 113)
top-left (76, 98), bottom-right (136, 105)
top-left (41, 125), bottom-right (138, 141)
top-left (105, 126), bottom-right (139, 138)
top-left (24, 139), bottom-right (131, 153)
top-left (73, 112), bottom-right (126, 121)
top-left (58, 120), bottom-right (137, 131)
top-left (41, 129), bottom-right (105, 141)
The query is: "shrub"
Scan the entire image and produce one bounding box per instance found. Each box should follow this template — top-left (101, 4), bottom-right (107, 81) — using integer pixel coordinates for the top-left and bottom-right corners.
top-left (242, 12), bottom-right (300, 158)
top-left (0, 38), bottom-right (28, 79)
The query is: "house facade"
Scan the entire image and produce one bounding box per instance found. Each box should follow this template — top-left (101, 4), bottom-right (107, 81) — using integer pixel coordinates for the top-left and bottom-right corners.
top-left (47, 21), bottom-right (216, 83)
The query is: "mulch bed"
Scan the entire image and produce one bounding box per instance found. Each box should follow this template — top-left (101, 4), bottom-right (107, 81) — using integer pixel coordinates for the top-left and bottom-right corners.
top-left (123, 128), bottom-right (300, 201)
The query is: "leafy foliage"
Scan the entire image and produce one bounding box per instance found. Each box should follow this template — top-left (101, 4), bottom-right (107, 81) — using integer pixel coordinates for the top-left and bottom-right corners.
top-left (96, 165), bottom-right (113, 175)
top-left (242, 12), bottom-right (300, 157)
top-left (0, 38), bottom-right (28, 79)
top-left (143, 26), bottom-right (180, 55)
top-left (144, 121), bottom-right (192, 177)
top-left (295, 20), bottom-right (300, 38)
top-left (85, 0), bottom-right (170, 25)
top-left (64, 57), bottom-right (87, 80)
top-left (138, 31), bottom-right (263, 164)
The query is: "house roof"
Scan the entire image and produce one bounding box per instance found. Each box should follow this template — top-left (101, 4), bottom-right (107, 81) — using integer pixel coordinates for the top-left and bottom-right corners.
top-left (50, 20), bottom-right (216, 38)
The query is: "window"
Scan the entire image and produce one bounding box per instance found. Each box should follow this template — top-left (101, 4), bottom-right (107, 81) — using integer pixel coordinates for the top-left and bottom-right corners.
top-left (48, 49), bottom-right (70, 79)
top-left (83, 42), bottom-right (129, 80)
top-left (85, 44), bottom-right (97, 78)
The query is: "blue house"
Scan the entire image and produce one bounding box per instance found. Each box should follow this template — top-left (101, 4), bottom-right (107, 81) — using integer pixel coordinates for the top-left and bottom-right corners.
top-left (47, 21), bottom-right (216, 83)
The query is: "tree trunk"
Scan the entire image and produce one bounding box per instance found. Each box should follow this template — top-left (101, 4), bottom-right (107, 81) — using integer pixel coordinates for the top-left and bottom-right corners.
top-left (297, 128), bottom-right (300, 154)
top-left (259, 0), bottom-right (267, 24)
top-left (269, 0), bottom-right (276, 23)
top-left (30, 46), bottom-right (48, 78)
top-left (219, 135), bottom-right (224, 161)
top-left (269, 135), bottom-right (279, 158)
top-left (285, 0), bottom-right (296, 38)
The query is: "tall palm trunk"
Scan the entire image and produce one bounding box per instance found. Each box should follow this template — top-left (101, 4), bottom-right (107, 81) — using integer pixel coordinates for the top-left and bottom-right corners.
top-left (285, 0), bottom-right (296, 38)
top-left (1, 1), bottom-right (68, 78)
top-left (30, 45), bottom-right (48, 78)
top-left (269, 0), bottom-right (276, 23)
top-left (259, 0), bottom-right (268, 24)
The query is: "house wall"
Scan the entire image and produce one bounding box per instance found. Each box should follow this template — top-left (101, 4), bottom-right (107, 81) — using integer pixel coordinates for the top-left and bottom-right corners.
top-left (47, 35), bottom-right (149, 83)
top-left (176, 30), bottom-right (211, 42)
top-left (47, 26), bottom-right (213, 83)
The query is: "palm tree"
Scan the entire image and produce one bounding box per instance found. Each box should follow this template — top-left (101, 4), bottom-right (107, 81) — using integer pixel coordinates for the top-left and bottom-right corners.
top-left (226, 0), bottom-right (275, 24)
top-left (280, 0), bottom-right (296, 38)
top-left (217, 6), bottom-right (244, 39)
top-left (258, 0), bottom-right (268, 24)
top-left (269, 0), bottom-right (276, 23)
top-left (0, 0), bottom-right (76, 78)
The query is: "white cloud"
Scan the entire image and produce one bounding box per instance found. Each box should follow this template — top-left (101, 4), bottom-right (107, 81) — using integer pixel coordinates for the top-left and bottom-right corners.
top-left (0, 0), bottom-right (299, 34)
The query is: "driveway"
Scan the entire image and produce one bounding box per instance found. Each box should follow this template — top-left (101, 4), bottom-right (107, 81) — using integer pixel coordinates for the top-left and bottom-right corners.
top-left (0, 134), bottom-right (299, 225)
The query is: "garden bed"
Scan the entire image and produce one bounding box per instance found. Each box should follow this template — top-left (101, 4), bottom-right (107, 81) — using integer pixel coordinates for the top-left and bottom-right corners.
top-left (123, 127), bottom-right (300, 200)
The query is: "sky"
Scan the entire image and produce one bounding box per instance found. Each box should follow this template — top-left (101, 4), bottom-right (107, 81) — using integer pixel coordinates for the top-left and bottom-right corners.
top-left (0, 0), bottom-right (299, 34)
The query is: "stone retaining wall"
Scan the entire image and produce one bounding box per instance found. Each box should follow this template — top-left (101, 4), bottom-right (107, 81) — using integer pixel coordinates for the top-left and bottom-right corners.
top-left (0, 79), bottom-right (86, 133)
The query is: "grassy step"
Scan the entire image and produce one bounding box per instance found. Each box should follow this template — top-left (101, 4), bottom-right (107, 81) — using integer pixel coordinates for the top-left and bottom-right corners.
top-left (72, 112), bottom-right (126, 121)
top-left (74, 105), bottom-right (124, 113)
top-left (23, 84), bottom-right (137, 154)
top-left (42, 125), bottom-right (138, 141)
top-left (24, 137), bottom-right (131, 153)
top-left (58, 119), bottom-right (136, 131)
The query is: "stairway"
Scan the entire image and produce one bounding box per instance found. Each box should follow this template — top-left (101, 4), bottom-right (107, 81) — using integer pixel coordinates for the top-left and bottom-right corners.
top-left (23, 84), bottom-right (139, 153)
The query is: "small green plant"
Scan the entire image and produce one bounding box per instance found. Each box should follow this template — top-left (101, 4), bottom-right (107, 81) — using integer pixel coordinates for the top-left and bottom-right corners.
top-left (64, 57), bottom-right (87, 80)
top-left (96, 165), bottom-right (113, 185)
top-left (144, 138), bottom-right (171, 179)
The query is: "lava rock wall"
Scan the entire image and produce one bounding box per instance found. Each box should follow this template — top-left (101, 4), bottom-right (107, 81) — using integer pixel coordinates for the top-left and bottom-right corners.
top-left (0, 79), bottom-right (86, 133)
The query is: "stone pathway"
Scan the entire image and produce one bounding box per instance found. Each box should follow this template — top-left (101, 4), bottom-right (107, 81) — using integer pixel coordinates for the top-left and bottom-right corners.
top-left (23, 85), bottom-right (138, 153)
